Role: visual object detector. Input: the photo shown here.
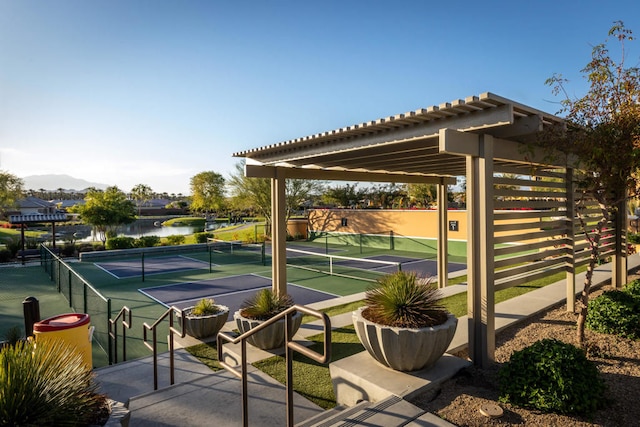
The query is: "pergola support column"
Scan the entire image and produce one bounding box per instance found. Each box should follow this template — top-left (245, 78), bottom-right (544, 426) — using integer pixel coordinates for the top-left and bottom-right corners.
top-left (613, 197), bottom-right (627, 289)
top-left (466, 134), bottom-right (495, 368)
top-left (566, 168), bottom-right (576, 312)
top-left (437, 178), bottom-right (448, 289)
top-left (271, 168), bottom-right (287, 296)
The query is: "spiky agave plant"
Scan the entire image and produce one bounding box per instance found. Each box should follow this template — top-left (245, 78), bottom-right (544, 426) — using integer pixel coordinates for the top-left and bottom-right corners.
top-left (0, 339), bottom-right (107, 426)
top-left (239, 288), bottom-right (294, 321)
top-left (363, 270), bottom-right (448, 328)
top-left (190, 298), bottom-right (223, 316)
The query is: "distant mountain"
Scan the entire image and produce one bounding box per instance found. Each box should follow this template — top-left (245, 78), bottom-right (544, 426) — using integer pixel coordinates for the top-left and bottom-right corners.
top-left (22, 174), bottom-right (109, 192)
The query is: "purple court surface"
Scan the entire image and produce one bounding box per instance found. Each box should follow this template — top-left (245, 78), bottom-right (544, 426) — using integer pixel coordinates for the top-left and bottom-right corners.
top-left (95, 255), bottom-right (211, 279)
top-left (139, 273), bottom-right (337, 315)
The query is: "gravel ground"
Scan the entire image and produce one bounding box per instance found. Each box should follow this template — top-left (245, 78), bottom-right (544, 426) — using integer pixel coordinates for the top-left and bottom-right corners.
top-left (409, 283), bottom-right (640, 427)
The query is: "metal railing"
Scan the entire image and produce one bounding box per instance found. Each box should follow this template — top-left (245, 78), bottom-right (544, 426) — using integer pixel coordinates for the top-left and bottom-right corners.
top-left (40, 244), bottom-right (114, 364)
top-left (217, 305), bottom-right (331, 427)
top-left (143, 306), bottom-right (185, 390)
top-left (109, 306), bottom-right (132, 365)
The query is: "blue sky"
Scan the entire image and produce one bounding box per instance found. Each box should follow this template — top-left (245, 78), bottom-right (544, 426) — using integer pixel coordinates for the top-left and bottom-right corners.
top-left (1, 1), bottom-right (639, 194)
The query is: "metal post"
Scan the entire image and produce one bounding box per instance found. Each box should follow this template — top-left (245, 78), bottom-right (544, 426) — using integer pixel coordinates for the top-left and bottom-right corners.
top-left (286, 312), bottom-right (294, 426)
top-left (83, 282), bottom-right (88, 313)
top-left (241, 340), bottom-right (248, 427)
top-left (142, 252), bottom-right (145, 282)
top-left (23, 296), bottom-right (40, 337)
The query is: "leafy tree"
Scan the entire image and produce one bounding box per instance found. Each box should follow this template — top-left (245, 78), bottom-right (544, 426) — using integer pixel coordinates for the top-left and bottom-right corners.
top-left (366, 183), bottom-right (407, 208)
top-left (0, 171), bottom-right (24, 216)
top-left (130, 183), bottom-right (153, 216)
top-left (74, 186), bottom-right (136, 245)
top-left (190, 171), bottom-right (226, 214)
top-left (322, 183), bottom-right (365, 208)
top-left (406, 183), bottom-right (436, 208)
top-left (228, 161), bottom-right (324, 228)
top-left (543, 21), bottom-right (640, 345)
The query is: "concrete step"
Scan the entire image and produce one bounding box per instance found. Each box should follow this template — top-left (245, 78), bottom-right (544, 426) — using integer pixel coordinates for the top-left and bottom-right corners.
top-left (94, 348), bottom-right (215, 405)
top-left (127, 365), bottom-right (324, 426)
top-left (296, 395), bottom-right (455, 427)
top-left (296, 400), bottom-right (371, 427)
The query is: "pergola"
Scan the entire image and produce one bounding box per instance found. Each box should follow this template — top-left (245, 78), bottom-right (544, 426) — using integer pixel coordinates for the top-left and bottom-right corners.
top-left (9, 213), bottom-right (68, 263)
top-left (233, 92), bottom-right (628, 367)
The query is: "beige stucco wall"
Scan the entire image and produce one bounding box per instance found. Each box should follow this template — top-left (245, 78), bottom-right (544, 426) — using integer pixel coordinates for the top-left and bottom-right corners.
top-left (307, 208), bottom-right (540, 241)
top-left (308, 209), bottom-right (467, 239)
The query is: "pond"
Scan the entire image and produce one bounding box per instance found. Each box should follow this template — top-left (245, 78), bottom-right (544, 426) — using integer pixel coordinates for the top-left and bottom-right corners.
top-left (77, 219), bottom-right (229, 242)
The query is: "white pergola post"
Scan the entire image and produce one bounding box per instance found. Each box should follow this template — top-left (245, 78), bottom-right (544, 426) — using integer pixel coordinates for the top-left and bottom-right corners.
top-left (271, 168), bottom-right (287, 296)
top-left (466, 134), bottom-right (495, 368)
top-left (437, 178), bottom-right (449, 289)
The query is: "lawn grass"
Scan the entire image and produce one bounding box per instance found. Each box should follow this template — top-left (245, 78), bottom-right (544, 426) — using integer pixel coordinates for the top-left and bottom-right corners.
top-left (253, 326), bottom-right (363, 409)
top-left (185, 343), bottom-right (223, 372)
top-left (185, 326), bottom-right (363, 410)
top-left (0, 228), bottom-right (45, 240)
top-left (161, 217), bottom-right (206, 227)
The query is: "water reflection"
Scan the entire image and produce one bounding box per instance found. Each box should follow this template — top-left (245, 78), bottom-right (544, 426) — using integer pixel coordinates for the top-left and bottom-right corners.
top-left (78, 219), bottom-right (228, 242)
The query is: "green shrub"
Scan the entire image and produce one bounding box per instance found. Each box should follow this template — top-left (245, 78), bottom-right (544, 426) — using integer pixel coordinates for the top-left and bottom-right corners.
top-left (194, 232), bottom-right (212, 244)
top-left (61, 243), bottom-right (76, 257)
top-left (499, 339), bottom-right (607, 416)
top-left (628, 233), bottom-right (640, 244)
top-left (166, 235), bottom-right (186, 245)
top-left (364, 271), bottom-right (448, 328)
top-left (586, 290), bottom-right (640, 339)
top-left (0, 249), bottom-right (11, 263)
top-left (25, 238), bottom-right (38, 249)
top-left (136, 235), bottom-right (161, 248)
top-left (77, 243), bottom-right (95, 253)
top-left (4, 237), bottom-right (20, 257)
top-left (623, 279), bottom-right (640, 297)
top-left (240, 289), bottom-right (293, 320)
top-left (0, 339), bottom-right (107, 426)
top-left (106, 236), bottom-right (136, 250)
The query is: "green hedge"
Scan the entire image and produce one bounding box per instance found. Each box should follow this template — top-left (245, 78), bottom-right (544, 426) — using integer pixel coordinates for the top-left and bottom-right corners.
top-left (499, 338), bottom-right (607, 415)
top-left (586, 281), bottom-right (640, 339)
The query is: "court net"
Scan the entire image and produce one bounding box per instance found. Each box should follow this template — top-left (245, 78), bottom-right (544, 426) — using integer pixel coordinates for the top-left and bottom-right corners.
top-left (207, 238), bottom-right (266, 264)
top-left (284, 247), bottom-right (400, 282)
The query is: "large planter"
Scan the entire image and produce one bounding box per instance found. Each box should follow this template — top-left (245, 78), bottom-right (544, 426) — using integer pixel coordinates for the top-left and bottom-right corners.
top-left (352, 307), bottom-right (458, 372)
top-left (181, 305), bottom-right (229, 339)
top-left (234, 310), bottom-right (303, 350)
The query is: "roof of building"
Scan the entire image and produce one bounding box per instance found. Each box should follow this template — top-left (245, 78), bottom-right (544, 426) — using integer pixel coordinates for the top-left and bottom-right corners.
top-left (18, 196), bottom-right (56, 209)
top-left (9, 214), bottom-right (69, 223)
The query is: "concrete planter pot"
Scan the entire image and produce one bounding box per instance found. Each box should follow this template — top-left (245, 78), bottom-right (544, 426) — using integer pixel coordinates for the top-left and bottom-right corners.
top-left (181, 305), bottom-right (229, 339)
top-left (352, 307), bottom-right (458, 372)
top-left (233, 310), bottom-right (303, 350)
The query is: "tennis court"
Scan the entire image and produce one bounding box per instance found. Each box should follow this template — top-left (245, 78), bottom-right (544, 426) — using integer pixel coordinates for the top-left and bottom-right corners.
top-left (41, 240), bottom-right (469, 367)
top-left (95, 254), bottom-right (212, 279)
top-left (139, 273), bottom-right (337, 315)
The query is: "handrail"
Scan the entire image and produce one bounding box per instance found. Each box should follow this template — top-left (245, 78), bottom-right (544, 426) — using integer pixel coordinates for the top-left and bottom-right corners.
top-left (217, 304), bottom-right (331, 427)
top-left (108, 306), bottom-right (132, 365)
top-left (143, 306), bottom-right (185, 390)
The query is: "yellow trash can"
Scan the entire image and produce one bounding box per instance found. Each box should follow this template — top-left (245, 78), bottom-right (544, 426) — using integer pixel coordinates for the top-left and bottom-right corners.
top-left (33, 313), bottom-right (93, 368)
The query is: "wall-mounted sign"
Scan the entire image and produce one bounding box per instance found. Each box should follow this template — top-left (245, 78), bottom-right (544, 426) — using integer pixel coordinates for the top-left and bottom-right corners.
top-left (449, 220), bottom-right (459, 232)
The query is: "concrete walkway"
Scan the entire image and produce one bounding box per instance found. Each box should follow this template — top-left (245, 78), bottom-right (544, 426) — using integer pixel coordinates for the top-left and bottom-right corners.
top-left (95, 254), bottom-right (639, 426)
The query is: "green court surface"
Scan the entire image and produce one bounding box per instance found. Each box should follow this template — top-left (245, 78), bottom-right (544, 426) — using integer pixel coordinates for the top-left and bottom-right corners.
top-left (2, 240), bottom-right (468, 368)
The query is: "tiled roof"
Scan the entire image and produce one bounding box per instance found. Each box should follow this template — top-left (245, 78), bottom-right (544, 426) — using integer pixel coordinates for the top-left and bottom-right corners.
top-left (9, 214), bottom-right (68, 223)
